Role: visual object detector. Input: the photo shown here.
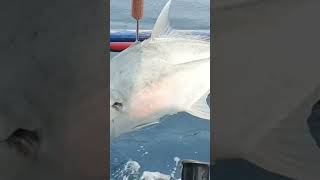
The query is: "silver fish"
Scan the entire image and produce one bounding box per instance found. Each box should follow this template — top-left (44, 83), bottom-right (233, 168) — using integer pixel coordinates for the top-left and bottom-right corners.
top-left (110, 0), bottom-right (210, 139)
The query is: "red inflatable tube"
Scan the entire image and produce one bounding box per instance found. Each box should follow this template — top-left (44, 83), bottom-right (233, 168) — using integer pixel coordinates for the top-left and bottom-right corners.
top-left (110, 42), bottom-right (134, 52)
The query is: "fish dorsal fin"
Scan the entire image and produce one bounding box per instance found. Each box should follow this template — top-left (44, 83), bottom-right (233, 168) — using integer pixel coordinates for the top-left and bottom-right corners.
top-left (151, 0), bottom-right (172, 39)
top-left (187, 90), bottom-right (210, 120)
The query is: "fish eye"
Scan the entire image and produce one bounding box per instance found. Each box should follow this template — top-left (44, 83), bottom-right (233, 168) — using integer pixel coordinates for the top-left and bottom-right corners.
top-left (112, 102), bottom-right (123, 111)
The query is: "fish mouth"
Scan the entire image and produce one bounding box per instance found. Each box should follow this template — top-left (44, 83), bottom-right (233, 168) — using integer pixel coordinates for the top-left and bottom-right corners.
top-left (1, 128), bottom-right (41, 158)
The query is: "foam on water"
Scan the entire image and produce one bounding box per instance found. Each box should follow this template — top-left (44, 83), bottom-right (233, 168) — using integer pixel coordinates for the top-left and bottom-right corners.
top-left (140, 172), bottom-right (171, 180)
top-left (112, 157), bottom-right (184, 180)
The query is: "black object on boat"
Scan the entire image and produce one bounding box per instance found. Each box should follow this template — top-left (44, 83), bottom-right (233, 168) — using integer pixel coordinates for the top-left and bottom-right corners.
top-left (181, 160), bottom-right (210, 180)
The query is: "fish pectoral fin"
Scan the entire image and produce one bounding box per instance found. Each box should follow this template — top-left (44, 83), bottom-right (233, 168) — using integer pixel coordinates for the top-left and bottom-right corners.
top-left (187, 90), bottom-right (210, 120)
top-left (151, 0), bottom-right (172, 39)
top-left (244, 87), bottom-right (320, 180)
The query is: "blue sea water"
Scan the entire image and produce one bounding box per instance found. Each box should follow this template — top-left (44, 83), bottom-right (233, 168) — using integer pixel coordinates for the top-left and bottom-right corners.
top-left (110, 0), bottom-right (210, 179)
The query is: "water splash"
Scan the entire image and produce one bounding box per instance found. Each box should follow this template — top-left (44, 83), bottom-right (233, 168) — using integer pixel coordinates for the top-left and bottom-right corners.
top-left (112, 157), bottom-right (182, 180)
top-left (170, 157), bottom-right (181, 179)
top-left (111, 160), bottom-right (141, 180)
top-left (140, 171), bottom-right (171, 180)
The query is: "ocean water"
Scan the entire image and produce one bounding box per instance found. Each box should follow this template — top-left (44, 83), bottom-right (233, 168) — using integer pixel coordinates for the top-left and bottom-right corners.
top-left (110, 0), bottom-right (210, 179)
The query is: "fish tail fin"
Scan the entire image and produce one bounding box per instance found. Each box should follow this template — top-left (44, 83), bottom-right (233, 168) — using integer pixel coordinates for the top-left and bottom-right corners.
top-left (187, 90), bottom-right (210, 120)
top-left (244, 87), bottom-right (320, 180)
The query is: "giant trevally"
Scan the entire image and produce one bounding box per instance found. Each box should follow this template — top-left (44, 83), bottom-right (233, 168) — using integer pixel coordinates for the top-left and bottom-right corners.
top-left (110, 0), bottom-right (210, 139)
top-left (0, 0), bottom-right (107, 179)
top-left (213, 0), bottom-right (320, 179)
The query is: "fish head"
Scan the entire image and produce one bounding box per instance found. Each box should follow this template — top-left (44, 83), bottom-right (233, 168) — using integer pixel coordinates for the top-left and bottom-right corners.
top-left (110, 0), bottom-right (173, 139)
top-left (110, 90), bottom-right (129, 138)
top-left (110, 84), bottom-right (165, 139)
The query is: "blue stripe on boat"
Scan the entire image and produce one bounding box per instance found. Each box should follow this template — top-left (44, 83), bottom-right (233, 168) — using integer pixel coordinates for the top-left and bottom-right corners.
top-left (110, 29), bottom-right (210, 42)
